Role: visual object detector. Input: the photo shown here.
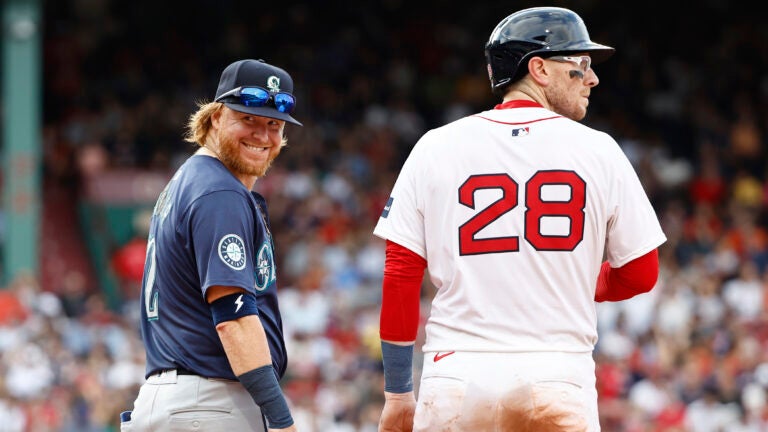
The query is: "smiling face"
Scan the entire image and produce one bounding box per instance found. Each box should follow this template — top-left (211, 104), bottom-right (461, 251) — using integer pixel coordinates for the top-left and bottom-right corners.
top-left (210, 106), bottom-right (285, 182)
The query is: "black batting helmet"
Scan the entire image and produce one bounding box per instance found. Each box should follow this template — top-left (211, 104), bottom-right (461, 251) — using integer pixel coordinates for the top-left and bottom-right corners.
top-left (484, 7), bottom-right (615, 96)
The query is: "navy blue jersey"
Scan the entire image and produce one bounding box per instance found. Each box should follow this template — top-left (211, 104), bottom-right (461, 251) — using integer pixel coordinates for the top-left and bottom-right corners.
top-left (140, 155), bottom-right (287, 380)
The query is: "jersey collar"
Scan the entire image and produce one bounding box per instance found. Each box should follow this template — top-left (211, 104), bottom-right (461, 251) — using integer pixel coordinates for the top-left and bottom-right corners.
top-left (494, 100), bottom-right (543, 110)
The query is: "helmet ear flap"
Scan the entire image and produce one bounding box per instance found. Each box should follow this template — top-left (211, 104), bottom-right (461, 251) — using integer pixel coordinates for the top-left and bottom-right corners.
top-left (485, 41), bottom-right (542, 94)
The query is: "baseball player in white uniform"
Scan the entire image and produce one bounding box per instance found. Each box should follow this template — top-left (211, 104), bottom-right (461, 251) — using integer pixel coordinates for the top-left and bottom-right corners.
top-left (374, 7), bottom-right (666, 432)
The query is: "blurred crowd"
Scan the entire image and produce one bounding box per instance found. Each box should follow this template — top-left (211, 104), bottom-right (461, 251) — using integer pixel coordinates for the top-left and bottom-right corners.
top-left (1, 0), bottom-right (768, 430)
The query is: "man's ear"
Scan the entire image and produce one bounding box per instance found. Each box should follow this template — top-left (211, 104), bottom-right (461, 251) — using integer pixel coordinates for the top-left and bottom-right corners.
top-left (527, 57), bottom-right (551, 86)
top-left (211, 106), bottom-right (224, 128)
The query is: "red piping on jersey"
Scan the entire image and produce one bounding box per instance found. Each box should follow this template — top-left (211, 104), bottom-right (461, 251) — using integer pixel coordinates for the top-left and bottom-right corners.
top-left (472, 99), bottom-right (562, 125)
top-left (472, 114), bottom-right (562, 125)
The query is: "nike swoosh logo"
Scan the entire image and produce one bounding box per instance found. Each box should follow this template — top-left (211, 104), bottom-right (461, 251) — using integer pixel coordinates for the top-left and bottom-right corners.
top-left (433, 351), bottom-right (456, 362)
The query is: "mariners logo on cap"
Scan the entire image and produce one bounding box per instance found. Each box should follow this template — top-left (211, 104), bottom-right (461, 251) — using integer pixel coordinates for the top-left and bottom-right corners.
top-left (218, 234), bottom-right (246, 270)
top-left (267, 76), bottom-right (280, 92)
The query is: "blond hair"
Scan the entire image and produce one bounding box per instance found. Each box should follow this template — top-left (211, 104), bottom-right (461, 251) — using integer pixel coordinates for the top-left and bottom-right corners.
top-left (184, 102), bottom-right (222, 147)
top-left (184, 102), bottom-right (288, 147)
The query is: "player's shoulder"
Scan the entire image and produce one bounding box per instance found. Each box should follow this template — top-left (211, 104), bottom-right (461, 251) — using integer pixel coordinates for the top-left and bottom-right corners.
top-left (177, 155), bottom-right (250, 200)
top-left (416, 114), bottom-right (478, 142)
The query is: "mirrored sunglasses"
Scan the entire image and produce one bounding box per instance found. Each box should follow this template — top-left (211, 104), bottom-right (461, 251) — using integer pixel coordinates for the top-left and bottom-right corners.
top-left (215, 86), bottom-right (297, 114)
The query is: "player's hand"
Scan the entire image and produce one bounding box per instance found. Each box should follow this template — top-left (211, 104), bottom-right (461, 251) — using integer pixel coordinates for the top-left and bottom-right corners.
top-left (379, 391), bottom-right (416, 432)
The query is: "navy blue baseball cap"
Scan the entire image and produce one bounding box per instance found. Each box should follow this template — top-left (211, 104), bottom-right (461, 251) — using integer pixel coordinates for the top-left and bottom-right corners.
top-left (214, 59), bottom-right (302, 126)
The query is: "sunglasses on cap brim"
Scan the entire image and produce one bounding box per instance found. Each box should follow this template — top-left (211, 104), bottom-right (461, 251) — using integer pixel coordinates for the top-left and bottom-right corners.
top-left (215, 86), bottom-right (297, 114)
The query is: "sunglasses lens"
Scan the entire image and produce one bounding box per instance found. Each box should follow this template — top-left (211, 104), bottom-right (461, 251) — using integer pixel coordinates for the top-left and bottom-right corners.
top-left (240, 87), bottom-right (270, 107)
top-left (273, 93), bottom-right (296, 113)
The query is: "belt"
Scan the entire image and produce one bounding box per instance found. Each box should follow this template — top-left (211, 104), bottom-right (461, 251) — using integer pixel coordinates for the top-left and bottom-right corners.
top-left (149, 368), bottom-right (236, 383)
top-left (152, 368), bottom-right (196, 377)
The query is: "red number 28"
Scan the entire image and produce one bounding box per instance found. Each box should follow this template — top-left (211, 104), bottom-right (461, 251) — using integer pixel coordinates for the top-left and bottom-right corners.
top-left (458, 170), bottom-right (586, 255)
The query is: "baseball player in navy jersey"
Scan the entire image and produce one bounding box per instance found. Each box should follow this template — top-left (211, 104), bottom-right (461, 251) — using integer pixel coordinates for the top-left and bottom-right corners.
top-left (120, 59), bottom-right (301, 432)
top-left (375, 7), bottom-right (666, 432)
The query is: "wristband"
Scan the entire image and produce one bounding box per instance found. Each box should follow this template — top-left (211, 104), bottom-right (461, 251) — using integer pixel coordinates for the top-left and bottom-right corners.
top-left (381, 341), bottom-right (414, 393)
top-left (238, 365), bottom-right (294, 428)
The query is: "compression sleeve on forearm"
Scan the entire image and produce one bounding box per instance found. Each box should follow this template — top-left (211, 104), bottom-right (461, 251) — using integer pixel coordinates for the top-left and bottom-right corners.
top-left (595, 249), bottom-right (659, 302)
top-left (381, 341), bottom-right (414, 393)
top-left (380, 240), bottom-right (427, 342)
top-left (238, 365), bottom-right (293, 428)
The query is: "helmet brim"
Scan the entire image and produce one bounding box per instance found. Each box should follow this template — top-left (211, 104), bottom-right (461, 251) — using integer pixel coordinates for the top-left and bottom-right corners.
top-left (537, 43), bottom-right (615, 65)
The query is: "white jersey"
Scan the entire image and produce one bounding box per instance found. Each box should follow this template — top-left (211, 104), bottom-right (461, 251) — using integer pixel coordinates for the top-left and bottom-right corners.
top-left (373, 103), bottom-right (666, 354)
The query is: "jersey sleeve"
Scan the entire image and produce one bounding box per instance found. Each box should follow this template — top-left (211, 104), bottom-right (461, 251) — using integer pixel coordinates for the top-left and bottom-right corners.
top-left (186, 190), bottom-right (256, 296)
top-left (604, 142), bottom-right (667, 267)
top-left (372, 133), bottom-right (432, 258)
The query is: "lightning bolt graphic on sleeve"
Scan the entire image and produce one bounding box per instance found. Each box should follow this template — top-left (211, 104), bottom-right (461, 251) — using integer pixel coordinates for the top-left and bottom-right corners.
top-left (235, 294), bottom-right (244, 313)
